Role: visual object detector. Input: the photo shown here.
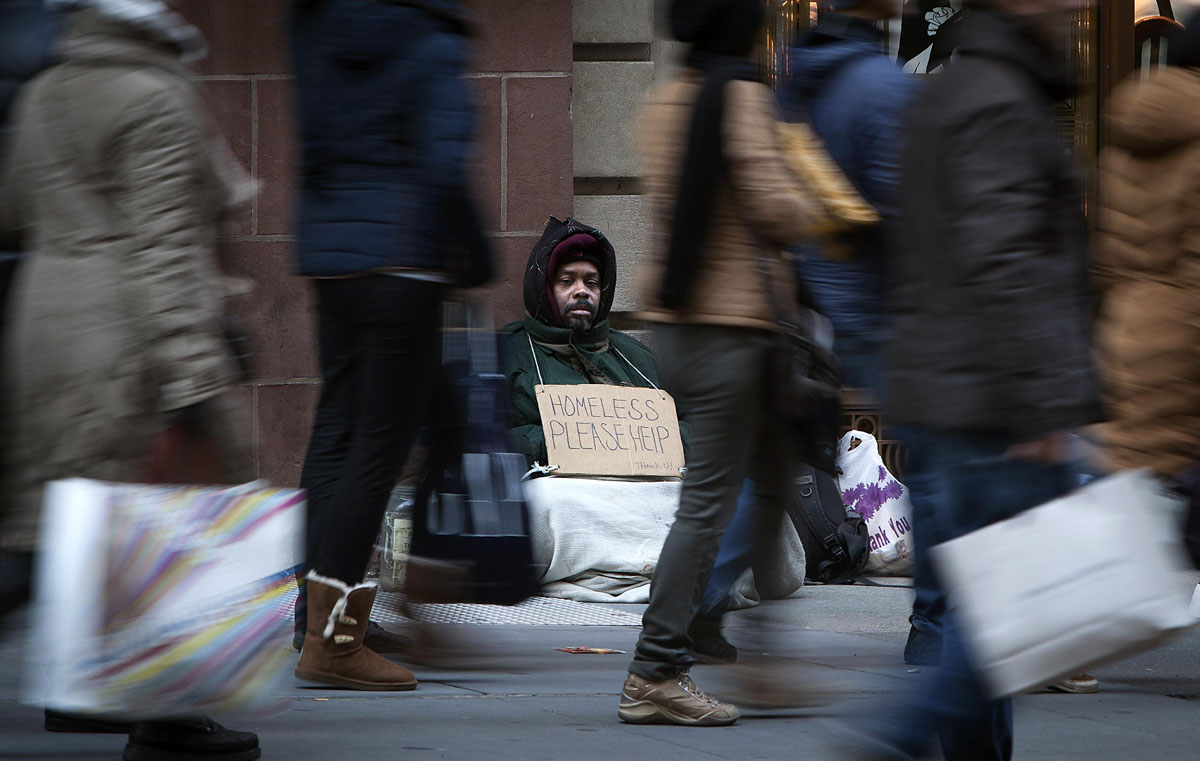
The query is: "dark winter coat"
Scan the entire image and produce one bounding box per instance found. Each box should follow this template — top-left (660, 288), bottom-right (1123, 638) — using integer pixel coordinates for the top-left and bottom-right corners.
top-left (885, 10), bottom-right (1101, 439)
top-left (502, 218), bottom-right (688, 465)
top-left (291, 0), bottom-right (488, 280)
top-left (783, 14), bottom-right (918, 339)
top-left (0, 1), bottom-right (60, 302)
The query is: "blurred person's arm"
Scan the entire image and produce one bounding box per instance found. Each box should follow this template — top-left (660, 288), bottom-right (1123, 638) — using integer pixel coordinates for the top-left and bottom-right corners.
top-left (0, 145), bottom-right (20, 250)
top-left (413, 28), bottom-right (493, 287)
top-left (113, 86), bottom-right (233, 414)
top-left (855, 73), bottom-right (920, 220)
top-left (723, 80), bottom-right (821, 246)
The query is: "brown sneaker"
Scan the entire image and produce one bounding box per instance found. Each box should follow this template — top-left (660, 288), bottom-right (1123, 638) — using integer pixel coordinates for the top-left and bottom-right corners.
top-left (617, 671), bottom-right (740, 726)
top-left (1045, 673), bottom-right (1099, 694)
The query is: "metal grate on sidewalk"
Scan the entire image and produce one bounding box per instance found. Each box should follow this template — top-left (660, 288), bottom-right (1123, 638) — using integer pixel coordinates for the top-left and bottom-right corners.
top-left (278, 583), bottom-right (641, 627)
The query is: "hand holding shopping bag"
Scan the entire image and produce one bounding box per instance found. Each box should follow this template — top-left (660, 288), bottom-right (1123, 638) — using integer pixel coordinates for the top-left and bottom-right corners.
top-left (26, 479), bottom-right (304, 718)
top-left (931, 469), bottom-right (1196, 698)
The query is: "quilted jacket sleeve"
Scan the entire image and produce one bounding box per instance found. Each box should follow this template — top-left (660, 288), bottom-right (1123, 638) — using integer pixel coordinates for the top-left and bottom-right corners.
top-left (413, 29), bottom-right (493, 285)
top-left (112, 86), bottom-right (230, 413)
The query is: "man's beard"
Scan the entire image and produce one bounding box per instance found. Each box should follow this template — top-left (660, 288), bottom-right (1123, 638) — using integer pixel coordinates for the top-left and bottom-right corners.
top-left (564, 300), bottom-right (596, 331)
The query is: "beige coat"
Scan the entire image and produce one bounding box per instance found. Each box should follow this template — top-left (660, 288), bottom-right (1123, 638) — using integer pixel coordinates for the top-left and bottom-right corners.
top-left (637, 73), bottom-right (819, 330)
top-left (0, 10), bottom-right (254, 550)
top-left (1094, 68), bottom-right (1200, 477)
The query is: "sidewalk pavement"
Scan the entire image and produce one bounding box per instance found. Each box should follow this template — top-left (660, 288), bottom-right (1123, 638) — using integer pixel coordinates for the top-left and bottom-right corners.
top-left (3, 579), bottom-right (1198, 760)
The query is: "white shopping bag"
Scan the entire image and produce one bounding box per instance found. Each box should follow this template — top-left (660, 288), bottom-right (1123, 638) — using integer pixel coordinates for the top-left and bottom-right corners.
top-left (26, 478), bottom-right (305, 718)
top-left (837, 431), bottom-right (914, 575)
top-left (930, 469), bottom-right (1196, 699)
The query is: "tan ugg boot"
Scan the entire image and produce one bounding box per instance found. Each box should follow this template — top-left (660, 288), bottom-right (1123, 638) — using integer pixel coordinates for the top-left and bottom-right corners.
top-left (294, 573), bottom-right (418, 691)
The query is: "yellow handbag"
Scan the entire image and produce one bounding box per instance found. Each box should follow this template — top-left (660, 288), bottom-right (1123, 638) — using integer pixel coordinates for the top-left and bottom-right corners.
top-left (778, 121), bottom-right (880, 261)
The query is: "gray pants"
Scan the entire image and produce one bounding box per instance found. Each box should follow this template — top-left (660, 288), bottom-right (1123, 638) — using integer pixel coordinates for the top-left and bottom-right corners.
top-left (630, 323), bottom-right (792, 681)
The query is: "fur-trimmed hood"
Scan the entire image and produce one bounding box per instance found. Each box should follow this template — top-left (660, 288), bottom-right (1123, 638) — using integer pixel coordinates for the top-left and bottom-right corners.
top-left (47, 0), bottom-right (205, 61)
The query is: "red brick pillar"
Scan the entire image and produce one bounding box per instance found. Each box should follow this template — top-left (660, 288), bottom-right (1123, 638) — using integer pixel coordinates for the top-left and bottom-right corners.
top-left (176, 1), bottom-right (574, 486)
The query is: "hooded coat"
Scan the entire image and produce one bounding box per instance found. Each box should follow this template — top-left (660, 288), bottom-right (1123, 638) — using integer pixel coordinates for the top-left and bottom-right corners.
top-left (783, 13), bottom-right (918, 339)
top-left (501, 218), bottom-right (684, 465)
top-left (1094, 67), bottom-right (1200, 477)
top-left (885, 9), bottom-right (1101, 438)
top-left (0, 5), bottom-right (253, 550)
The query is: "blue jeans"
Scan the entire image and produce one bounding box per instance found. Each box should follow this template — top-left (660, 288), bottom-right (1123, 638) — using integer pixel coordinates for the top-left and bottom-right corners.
top-left (835, 331), bottom-right (882, 394)
top-left (873, 427), bottom-right (1075, 761)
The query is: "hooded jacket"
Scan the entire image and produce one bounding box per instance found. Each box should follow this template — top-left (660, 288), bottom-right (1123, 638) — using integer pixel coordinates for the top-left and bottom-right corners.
top-left (1094, 67), bottom-right (1200, 476)
top-left (885, 9), bottom-right (1101, 438)
top-left (501, 218), bottom-right (685, 465)
top-left (291, 0), bottom-right (488, 279)
top-left (0, 6), bottom-right (253, 550)
top-left (783, 14), bottom-right (918, 339)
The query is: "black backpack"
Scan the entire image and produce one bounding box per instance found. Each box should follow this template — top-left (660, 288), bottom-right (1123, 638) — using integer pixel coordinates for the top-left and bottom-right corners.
top-left (784, 463), bottom-right (870, 583)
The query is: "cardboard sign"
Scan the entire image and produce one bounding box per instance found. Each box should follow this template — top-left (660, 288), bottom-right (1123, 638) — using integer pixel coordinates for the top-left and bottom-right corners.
top-left (535, 384), bottom-right (685, 478)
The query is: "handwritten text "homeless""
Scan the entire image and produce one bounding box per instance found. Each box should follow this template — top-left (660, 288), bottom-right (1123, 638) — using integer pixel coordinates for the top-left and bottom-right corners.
top-left (544, 391), bottom-right (674, 454)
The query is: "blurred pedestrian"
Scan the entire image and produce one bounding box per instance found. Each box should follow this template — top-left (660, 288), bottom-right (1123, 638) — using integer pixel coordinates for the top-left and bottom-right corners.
top-left (782, 0), bottom-right (938, 668)
top-left (0, 0), bottom-right (62, 626)
top-left (0, 0), bottom-right (61, 340)
top-left (290, 0), bottom-right (492, 691)
top-left (865, 0), bottom-right (1102, 757)
top-left (782, 0), bottom-right (916, 395)
top-left (1094, 10), bottom-right (1200, 488)
top-left (0, 0), bottom-right (259, 758)
top-left (1095, 10), bottom-right (1200, 593)
top-left (617, 0), bottom-right (822, 726)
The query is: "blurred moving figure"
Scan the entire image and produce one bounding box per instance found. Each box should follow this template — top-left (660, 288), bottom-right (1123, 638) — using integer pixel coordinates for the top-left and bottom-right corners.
top-left (782, 0), bottom-right (915, 395)
top-left (1095, 10), bottom-right (1200, 593)
top-left (0, 1), bottom-right (258, 758)
top-left (873, 0), bottom-right (1102, 758)
top-left (289, 0), bottom-right (492, 690)
top-left (1094, 11), bottom-right (1200, 486)
top-left (0, 0), bottom-right (61, 337)
top-left (618, 0), bottom-right (821, 727)
top-left (0, 0), bottom-right (62, 625)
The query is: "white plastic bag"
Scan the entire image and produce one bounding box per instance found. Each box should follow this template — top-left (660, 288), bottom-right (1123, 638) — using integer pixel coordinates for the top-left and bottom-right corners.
top-left (931, 469), bottom-right (1196, 698)
top-left (837, 430), bottom-right (914, 576)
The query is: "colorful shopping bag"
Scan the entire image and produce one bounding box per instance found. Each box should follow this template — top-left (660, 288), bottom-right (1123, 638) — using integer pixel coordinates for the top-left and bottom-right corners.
top-left (26, 478), bottom-right (304, 718)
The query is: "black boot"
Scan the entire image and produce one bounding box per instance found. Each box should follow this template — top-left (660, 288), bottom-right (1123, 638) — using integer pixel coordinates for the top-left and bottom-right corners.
top-left (123, 717), bottom-right (260, 761)
top-left (688, 615), bottom-right (737, 664)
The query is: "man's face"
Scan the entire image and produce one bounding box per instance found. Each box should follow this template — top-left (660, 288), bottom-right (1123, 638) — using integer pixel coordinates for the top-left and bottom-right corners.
top-left (553, 260), bottom-right (602, 331)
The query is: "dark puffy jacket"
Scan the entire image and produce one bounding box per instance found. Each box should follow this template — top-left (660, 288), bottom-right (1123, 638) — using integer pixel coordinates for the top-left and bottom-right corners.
top-left (885, 10), bottom-right (1101, 439)
top-left (291, 0), bottom-right (488, 279)
top-left (782, 14), bottom-right (917, 339)
top-left (0, 1), bottom-right (59, 306)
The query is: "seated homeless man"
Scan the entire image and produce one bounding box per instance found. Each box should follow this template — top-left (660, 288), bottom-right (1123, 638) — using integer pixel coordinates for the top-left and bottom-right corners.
top-left (503, 216), bottom-right (687, 465)
top-left (500, 217), bottom-right (805, 620)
